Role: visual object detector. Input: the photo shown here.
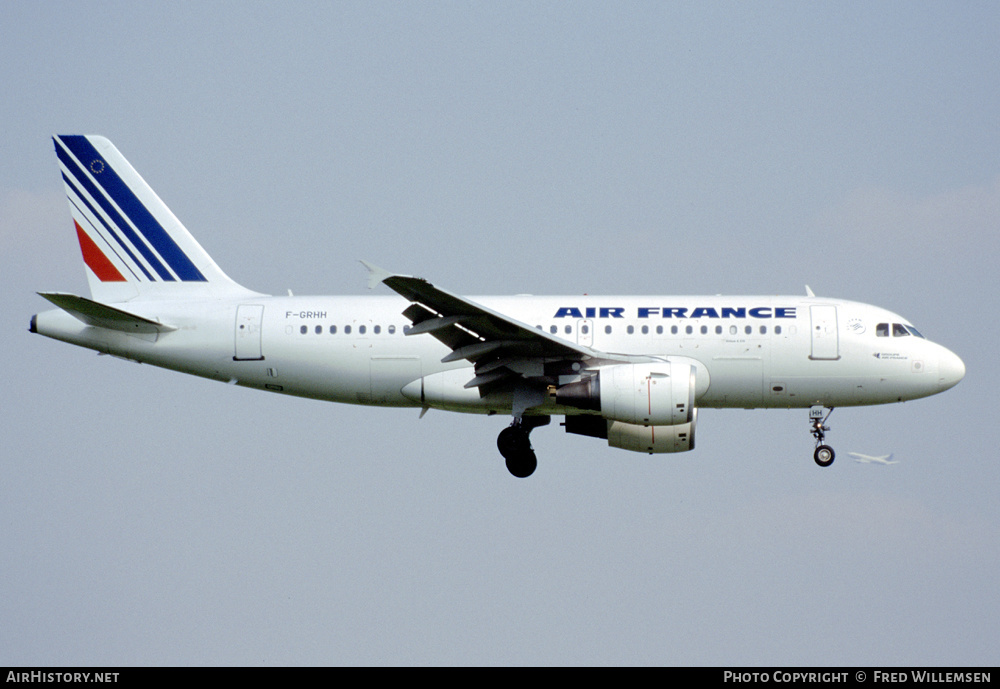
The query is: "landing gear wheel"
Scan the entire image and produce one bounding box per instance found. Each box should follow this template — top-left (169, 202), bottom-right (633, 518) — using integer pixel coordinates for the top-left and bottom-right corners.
top-left (497, 426), bottom-right (529, 457)
top-left (505, 450), bottom-right (538, 478)
top-left (497, 418), bottom-right (547, 478)
top-left (809, 406), bottom-right (836, 468)
top-left (814, 444), bottom-right (835, 467)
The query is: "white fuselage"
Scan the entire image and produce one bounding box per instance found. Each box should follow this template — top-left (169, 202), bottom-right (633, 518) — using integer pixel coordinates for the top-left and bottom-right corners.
top-left (33, 293), bottom-right (966, 414)
top-left (36, 134), bottom-right (967, 472)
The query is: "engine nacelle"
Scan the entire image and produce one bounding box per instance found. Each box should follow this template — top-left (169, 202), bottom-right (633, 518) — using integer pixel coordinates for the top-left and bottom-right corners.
top-left (608, 411), bottom-right (697, 454)
top-left (563, 412), bottom-right (697, 454)
top-left (557, 361), bottom-right (696, 426)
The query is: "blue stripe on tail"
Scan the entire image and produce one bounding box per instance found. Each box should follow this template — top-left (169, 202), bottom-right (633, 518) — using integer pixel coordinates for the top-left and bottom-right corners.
top-left (56, 136), bottom-right (206, 282)
top-left (62, 172), bottom-right (152, 281)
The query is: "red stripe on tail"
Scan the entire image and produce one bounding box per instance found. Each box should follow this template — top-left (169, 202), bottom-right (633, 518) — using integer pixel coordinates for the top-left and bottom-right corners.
top-left (75, 222), bottom-right (126, 282)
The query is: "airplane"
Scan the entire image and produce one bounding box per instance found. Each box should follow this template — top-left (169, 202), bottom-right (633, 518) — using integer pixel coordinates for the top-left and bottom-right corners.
top-left (849, 452), bottom-right (898, 465)
top-left (30, 135), bottom-right (967, 477)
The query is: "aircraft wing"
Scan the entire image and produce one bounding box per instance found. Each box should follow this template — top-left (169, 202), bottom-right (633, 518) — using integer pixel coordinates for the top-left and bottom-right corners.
top-left (363, 263), bottom-right (640, 393)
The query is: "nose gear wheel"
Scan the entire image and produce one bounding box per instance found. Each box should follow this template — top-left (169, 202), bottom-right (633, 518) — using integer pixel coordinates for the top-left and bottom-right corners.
top-left (809, 406), bottom-right (836, 467)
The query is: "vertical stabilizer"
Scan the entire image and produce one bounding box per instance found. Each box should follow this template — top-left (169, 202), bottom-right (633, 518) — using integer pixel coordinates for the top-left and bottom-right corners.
top-left (53, 135), bottom-right (258, 303)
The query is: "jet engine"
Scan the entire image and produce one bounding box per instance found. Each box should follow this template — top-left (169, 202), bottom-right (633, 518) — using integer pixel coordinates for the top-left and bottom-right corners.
top-left (556, 361), bottom-right (696, 426)
top-left (607, 413), bottom-right (696, 453)
top-left (562, 411), bottom-right (697, 454)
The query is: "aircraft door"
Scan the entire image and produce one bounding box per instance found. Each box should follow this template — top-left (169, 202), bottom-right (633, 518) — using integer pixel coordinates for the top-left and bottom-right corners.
top-left (809, 305), bottom-right (839, 360)
top-left (577, 319), bottom-right (594, 347)
top-left (234, 304), bottom-right (265, 361)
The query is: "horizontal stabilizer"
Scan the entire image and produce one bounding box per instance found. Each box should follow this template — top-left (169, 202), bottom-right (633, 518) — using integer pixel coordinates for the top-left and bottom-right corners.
top-left (38, 292), bottom-right (176, 334)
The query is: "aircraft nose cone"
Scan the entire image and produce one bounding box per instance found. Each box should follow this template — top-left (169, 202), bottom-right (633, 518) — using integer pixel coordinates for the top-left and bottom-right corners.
top-left (938, 348), bottom-right (966, 392)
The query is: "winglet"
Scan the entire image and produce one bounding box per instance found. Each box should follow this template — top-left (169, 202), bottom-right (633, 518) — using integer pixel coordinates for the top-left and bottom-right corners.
top-left (359, 260), bottom-right (395, 290)
top-left (805, 285), bottom-right (816, 297)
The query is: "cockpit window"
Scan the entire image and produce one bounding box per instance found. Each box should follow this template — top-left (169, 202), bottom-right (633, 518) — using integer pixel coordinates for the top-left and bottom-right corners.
top-left (878, 322), bottom-right (925, 338)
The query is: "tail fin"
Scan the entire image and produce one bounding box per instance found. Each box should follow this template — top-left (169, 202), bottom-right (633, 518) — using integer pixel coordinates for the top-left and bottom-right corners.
top-left (53, 135), bottom-right (258, 303)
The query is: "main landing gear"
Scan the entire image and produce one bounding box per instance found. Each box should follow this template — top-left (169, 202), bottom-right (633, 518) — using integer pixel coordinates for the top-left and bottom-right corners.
top-left (810, 406), bottom-right (835, 467)
top-left (497, 416), bottom-right (550, 478)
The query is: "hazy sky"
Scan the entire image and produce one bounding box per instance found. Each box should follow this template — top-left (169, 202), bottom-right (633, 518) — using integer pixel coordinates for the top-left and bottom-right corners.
top-left (2, 2), bottom-right (997, 665)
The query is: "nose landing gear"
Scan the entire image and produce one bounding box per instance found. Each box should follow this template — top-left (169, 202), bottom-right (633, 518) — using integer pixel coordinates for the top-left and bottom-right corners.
top-left (810, 406), bottom-right (835, 467)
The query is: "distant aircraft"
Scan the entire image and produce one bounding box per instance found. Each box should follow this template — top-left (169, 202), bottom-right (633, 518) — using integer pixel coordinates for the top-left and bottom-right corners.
top-left (850, 453), bottom-right (898, 465)
top-left (30, 136), bottom-right (966, 477)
